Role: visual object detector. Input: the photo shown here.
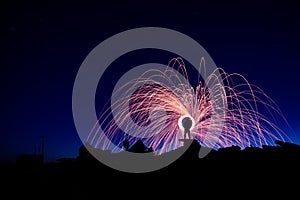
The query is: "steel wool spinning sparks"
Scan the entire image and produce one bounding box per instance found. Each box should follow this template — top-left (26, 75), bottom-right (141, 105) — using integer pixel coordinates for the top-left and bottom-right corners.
top-left (87, 57), bottom-right (290, 154)
top-left (178, 115), bottom-right (195, 132)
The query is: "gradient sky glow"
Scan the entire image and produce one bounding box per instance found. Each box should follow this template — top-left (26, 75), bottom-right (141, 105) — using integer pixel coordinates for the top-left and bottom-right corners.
top-left (1, 0), bottom-right (300, 162)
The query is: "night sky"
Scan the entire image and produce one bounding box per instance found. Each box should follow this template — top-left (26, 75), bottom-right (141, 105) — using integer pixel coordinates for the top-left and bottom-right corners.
top-left (1, 0), bottom-right (300, 162)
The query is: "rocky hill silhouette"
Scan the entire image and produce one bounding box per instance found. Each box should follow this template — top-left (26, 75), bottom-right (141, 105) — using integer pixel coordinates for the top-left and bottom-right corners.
top-left (2, 139), bottom-right (300, 198)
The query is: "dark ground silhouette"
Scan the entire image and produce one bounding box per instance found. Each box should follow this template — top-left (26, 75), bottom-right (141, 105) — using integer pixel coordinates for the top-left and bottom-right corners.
top-left (2, 140), bottom-right (300, 198)
top-left (125, 139), bottom-right (153, 153)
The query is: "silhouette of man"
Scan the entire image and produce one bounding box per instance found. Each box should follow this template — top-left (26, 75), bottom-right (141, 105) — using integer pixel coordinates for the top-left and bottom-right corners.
top-left (182, 117), bottom-right (192, 139)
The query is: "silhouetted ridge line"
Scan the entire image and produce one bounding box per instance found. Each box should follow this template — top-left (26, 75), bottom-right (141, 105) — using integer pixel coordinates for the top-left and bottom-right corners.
top-left (125, 139), bottom-right (153, 153)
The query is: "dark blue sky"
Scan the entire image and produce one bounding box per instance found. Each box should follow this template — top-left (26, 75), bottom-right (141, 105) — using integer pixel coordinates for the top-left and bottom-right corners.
top-left (1, 0), bottom-right (300, 162)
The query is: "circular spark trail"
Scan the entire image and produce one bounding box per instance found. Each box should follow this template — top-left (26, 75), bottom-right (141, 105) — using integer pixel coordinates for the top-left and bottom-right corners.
top-left (88, 57), bottom-right (291, 153)
top-left (178, 115), bottom-right (195, 132)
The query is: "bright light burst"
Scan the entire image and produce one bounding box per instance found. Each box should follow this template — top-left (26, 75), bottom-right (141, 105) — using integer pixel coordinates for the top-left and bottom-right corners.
top-left (87, 57), bottom-right (291, 153)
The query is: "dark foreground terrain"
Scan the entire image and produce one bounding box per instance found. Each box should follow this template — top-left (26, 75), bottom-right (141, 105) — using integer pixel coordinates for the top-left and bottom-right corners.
top-left (1, 140), bottom-right (300, 198)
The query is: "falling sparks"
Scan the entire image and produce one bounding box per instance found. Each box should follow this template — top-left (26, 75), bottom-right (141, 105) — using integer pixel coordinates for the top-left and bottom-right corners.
top-left (87, 57), bottom-right (291, 153)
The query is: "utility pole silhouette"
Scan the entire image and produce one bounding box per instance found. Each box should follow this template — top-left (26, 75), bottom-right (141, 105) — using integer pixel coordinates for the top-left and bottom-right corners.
top-left (40, 135), bottom-right (47, 162)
